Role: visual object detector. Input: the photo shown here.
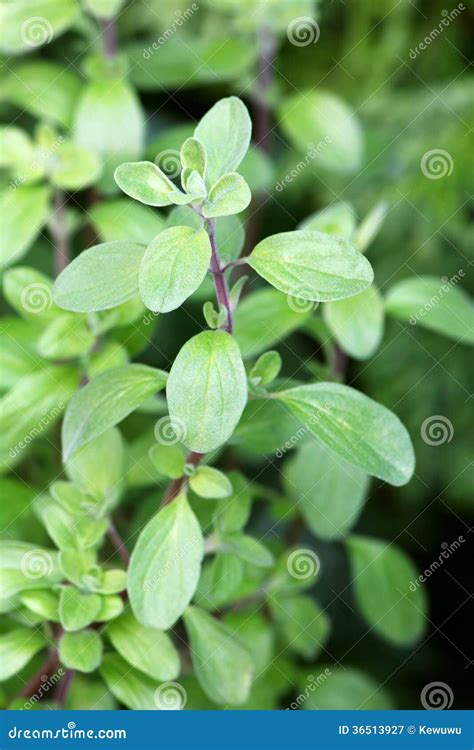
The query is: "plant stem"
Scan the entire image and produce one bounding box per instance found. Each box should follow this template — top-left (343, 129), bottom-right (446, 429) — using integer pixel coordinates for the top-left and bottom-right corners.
top-left (162, 451), bottom-right (204, 507)
top-left (20, 649), bottom-right (59, 699)
top-left (102, 18), bottom-right (118, 60)
top-left (254, 24), bottom-right (277, 154)
top-left (207, 218), bottom-right (234, 333)
top-left (107, 521), bottom-right (130, 566)
top-left (52, 190), bottom-right (70, 277)
top-left (56, 668), bottom-right (74, 708)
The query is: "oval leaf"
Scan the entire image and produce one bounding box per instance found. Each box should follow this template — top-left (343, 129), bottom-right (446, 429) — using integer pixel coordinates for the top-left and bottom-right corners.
top-left (115, 161), bottom-right (176, 207)
top-left (248, 231), bottom-right (373, 302)
top-left (139, 226), bottom-right (211, 313)
top-left (323, 286), bottom-right (385, 360)
top-left (202, 172), bottom-right (251, 218)
top-left (59, 630), bottom-right (103, 673)
top-left (167, 330), bottom-right (247, 453)
top-left (62, 364), bottom-right (167, 461)
top-left (275, 383), bottom-right (415, 486)
top-left (54, 241), bottom-right (145, 312)
top-left (347, 535), bottom-right (427, 646)
top-left (107, 612), bottom-right (180, 681)
top-left (128, 493), bottom-right (204, 630)
top-left (194, 97), bottom-right (252, 186)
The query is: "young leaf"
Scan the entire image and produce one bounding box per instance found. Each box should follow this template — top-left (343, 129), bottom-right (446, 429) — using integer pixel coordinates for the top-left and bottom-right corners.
top-left (0, 185), bottom-right (51, 269)
top-left (62, 364), bottom-right (167, 460)
top-left (275, 383), bottom-right (415, 486)
top-left (20, 590), bottom-right (59, 622)
top-left (385, 276), bottom-right (474, 344)
top-left (59, 630), bottom-right (103, 673)
top-left (53, 241), bottom-right (146, 312)
top-left (202, 173), bottom-right (251, 218)
top-left (299, 201), bottom-right (356, 238)
top-left (284, 441), bottom-right (369, 540)
top-left (65, 427), bottom-right (124, 506)
top-left (128, 493), bottom-right (204, 630)
top-left (59, 587), bottom-right (102, 632)
top-left (114, 161), bottom-right (176, 207)
top-left (189, 466), bottom-right (232, 499)
top-left (100, 653), bottom-right (158, 710)
top-left (183, 606), bottom-right (254, 705)
top-left (347, 535), bottom-right (427, 646)
top-left (139, 226), bottom-right (211, 313)
top-left (149, 443), bottom-right (185, 480)
top-left (180, 137), bottom-right (207, 176)
top-left (0, 628), bottom-right (46, 682)
top-left (38, 314), bottom-right (95, 360)
top-left (167, 331), bottom-right (247, 453)
top-left (194, 97), bottom-right (252, 186)
top-left (222, 533), bottom-right (274, 568)
top-left (107, 612), bottom-right (180, 681)
top-left (249, 350), bottom-right (282, 386)
top-left (95, 595), bottom-right (124, 623)
top-left (248, 231), bottom-right (373, 302)
top-left (323, 286), bottom-right (385, 360)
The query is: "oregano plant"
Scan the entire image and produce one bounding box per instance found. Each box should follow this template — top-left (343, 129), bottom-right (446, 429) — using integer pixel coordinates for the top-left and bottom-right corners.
top-left (1, 0), bottom-right (472, 715)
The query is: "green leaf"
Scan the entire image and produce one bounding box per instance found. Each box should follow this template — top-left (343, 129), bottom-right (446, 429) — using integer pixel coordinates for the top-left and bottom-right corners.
top-left (195, 553), bottom-right (243, 611)
top-left (184, 606), bottom-right (254, 705)
top-left (65, 427), bottom-right (124, 507)
top-left (212, 472), bottom-right (252, 534)
top-left (114, 161), bottom-right (176, 207)
top-left (90, 198), bottom-right (165, 244)
top-left (49, 141), bottom-right (102, 190)
top-left (3, 267), bottom-right (58, 323)
top-left (347, 535), bottom-right (427, 646)
top-left (53, 241), bottom-right (146, 312)
top-left (0, 0), bottom-right (79, 55)
top-left (59, 630), bottom-right (103, 673)
top-left (107, 612), bottom-right (180, 681)
top-left (82, 0), bottom-right (125, 19)
top-left (95, 594), bottom-right (124, 623)
top-left (269, 595), bottom-right (330, 659)
top-left (249, 350), bottom-right (282, 386)
top-left (34, 496), bottom-right (107, 550)
top-left (189, 466), bottom-right (232, 499)
top-left (248, 231), bottom-right (373, 302)
top-left (181, 137), bottom-right (207, 176)
top-left (139, 226), bottom-right (211, 313)
top-left (279, 90), bottom-right (363, 174)
top-left (38, 314), bottom-right (95, 359)
top-left (0, 542), bottom-right (62, 598)
top-left (62, 364), bottom-right (167, 461)
top-left (0, 186), bottom-right (51, 269)
top-left (20, 589), bottom-right (59, 621)
top-left (385, 276), bottom-right (474, 344)
top-left (354, 201), bottom-right (388, 251)
top-left (222, 533), bottom-right (274, 568)
top-left (75, 80), bottom-right (144, 192)
top-left (1, 366), bottom-right (79, 471)
top-left (0, 317), bottom-right (45, 390)
top-left (59, 587), bottom-right (102, 632)
top-left (149, 443), bottom-right (185, 480)
top-left (202, 173), bottom-right (251, 218)
top-left (194, 97), bottom-right (252, 186)
top-left (275, 383), bottom-right (415, 486)
top-left (284, 441), bottom-right (369, 540)
top-left (224, 609), bottom-right (275, 674)
top-left (299, 201), bottom-right (356, 238)
top-left (100, 653), bottom-right (158, 710)
top-left (323, 286), bottom-right (385, 360)
top-left (234, 288), bottom-right (312, 358)
top-left (0, 628), bottom-right (46, 682)
top-left (167, 331), bottom-right (247, 453)
top-left (301, 666), bottom-right (392, 710)
top-left (128, 493), bottom-right (204, 630)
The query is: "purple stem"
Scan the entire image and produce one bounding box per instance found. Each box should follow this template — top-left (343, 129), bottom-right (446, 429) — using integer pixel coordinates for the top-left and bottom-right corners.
top-left (207, 218), bottom-right (234, 334)
top-left (102, 18), bottom-right (118, 60)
